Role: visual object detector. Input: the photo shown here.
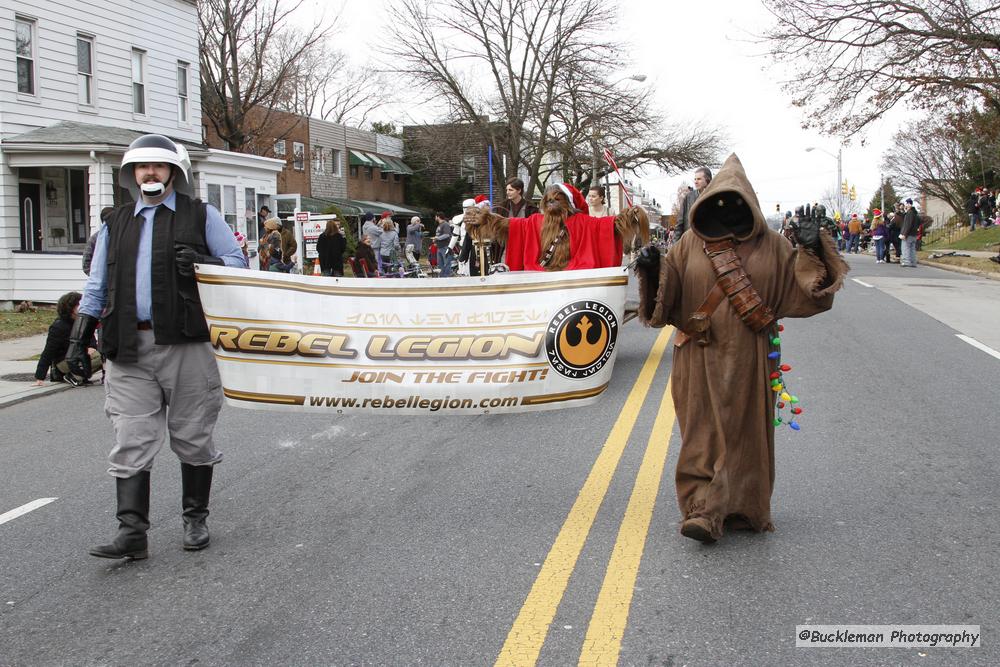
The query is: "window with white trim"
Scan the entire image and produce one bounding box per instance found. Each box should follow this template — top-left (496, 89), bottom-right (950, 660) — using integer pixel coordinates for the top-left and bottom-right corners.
top-left (224, 185), bottom-right (237, 230)
top-left (244, 187), bottom-right (258, 245)
top-left (131, 49), bottom-right (146, 114)
top-left (461, 156), bottom-right (476, 184)
top-left (15, 17), bottom-right (36, 95)
top-left (77, 34), bottom-right (94, 105)
top-left (331, 149), bottom-right (342, 177)
top-left (177, 62), bottom-right (190, 123)
top-left (293, 142), bottom-right (305, 171)
top-left (274, 139), bottom-right (286, 156)
top-left (313, 145), bottom-right (325, 173)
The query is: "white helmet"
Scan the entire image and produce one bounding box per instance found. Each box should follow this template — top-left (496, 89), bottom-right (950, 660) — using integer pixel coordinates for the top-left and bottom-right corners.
top-left (119, 134), bottom-right (193, 198)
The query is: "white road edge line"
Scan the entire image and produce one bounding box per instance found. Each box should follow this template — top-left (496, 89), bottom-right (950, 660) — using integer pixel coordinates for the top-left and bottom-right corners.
top-left (852, 278), bottom-right (874, 288)
top-left (0, 498), bottom-right (58, 526)
top-left (956, 334), bottom-right (1000, 361)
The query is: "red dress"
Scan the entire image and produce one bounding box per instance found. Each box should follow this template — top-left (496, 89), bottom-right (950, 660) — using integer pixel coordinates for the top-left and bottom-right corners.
top-left (504, 213), bottom-right (624, 271)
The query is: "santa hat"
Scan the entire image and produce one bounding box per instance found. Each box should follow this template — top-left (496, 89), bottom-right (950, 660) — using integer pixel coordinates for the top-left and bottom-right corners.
top-left (462, 197), bottom-right (477, 208)
top-left (380, 211), bottom-right (392, 219)
top-left (850, 213), bottom-right (859, 219)
top-left (872, 208), bottom-right (882, 217)
top-left (554, 183), bottom-right (589, 215)
top-left (474, 194), bottom-right (491, 209)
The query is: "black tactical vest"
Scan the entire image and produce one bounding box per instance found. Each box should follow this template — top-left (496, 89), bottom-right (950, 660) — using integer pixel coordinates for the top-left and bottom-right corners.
top-left (100, 194), bottom-right (210, 362)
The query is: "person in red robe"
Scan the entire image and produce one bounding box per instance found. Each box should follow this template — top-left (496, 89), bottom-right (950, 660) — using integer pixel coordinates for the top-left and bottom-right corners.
top-left (467, 183), bottom-right (649, 271)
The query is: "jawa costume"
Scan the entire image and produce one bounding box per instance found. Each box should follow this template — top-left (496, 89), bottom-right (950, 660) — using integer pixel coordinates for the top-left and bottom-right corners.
top-left (469, 183), bottom-right (649, 271)
top-left (634, 154), bottom-right (848, 544)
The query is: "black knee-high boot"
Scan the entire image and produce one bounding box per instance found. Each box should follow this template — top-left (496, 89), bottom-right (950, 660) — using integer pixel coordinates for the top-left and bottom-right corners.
top-left (181, 463), bottom-right (213, 550)
top-left (90, 471), bottom-right (151, 560)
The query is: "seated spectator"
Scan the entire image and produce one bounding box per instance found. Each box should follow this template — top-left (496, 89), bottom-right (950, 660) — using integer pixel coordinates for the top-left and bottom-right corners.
top-left (353, 236), bottom-right (378, 277)
top-left (33, 291), bottom-right (97, 386)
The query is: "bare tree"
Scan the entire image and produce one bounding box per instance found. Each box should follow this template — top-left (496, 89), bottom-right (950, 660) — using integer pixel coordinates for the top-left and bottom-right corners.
top-left (882, 115), bottom-right (978, 218)
top-left (385, 0), bottom-right (719, 195)
top-left (199, 0), bottom-right (333, 153)
top-left (761, 0), bottom-right (1000, 137)
top-left (283, 44), bottom-right (392, 126)
top-left (545, 65), bottom-right (723, 191)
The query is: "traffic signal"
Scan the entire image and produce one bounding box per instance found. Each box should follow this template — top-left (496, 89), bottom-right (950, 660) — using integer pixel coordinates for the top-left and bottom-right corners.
top-left (841, 180), bottom-right (849, 195)
top-left (849, 185), bottom-right (857, 201)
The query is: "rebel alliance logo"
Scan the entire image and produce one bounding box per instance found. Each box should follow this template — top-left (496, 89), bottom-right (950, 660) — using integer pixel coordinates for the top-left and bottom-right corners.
top-left (546, 300), bottom-right (618, 379)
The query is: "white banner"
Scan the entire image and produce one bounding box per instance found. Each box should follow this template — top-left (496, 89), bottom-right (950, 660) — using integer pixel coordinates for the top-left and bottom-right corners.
top-left (195, 265), bottom-right (628, 414)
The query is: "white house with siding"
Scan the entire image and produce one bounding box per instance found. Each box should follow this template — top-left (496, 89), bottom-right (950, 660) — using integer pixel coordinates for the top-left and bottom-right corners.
top-left (0, 0), bottom-right (282, 305)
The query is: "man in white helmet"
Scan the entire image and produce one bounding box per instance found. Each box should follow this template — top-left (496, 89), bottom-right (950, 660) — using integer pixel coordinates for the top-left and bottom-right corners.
top-left (68, 134), bottom-right (247, 561)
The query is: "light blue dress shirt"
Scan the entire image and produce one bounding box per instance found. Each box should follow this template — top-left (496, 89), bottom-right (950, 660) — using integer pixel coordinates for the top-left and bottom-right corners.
top-left (80, 192), bottom-right (247, 321)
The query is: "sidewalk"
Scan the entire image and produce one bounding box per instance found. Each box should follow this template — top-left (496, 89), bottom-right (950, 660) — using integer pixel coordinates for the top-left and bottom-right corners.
top-left (0, 333), bottom-right (74, 408)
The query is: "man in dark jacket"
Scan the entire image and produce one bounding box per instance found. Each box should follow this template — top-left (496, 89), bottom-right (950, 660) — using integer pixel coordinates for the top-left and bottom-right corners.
top-left (70, 134), bottom-right (246, 561)
top-left (967, 190), bottom-right (981, 231)
top-left (33, 291), bottom-right (95, 386)
top-left (500, 177), bottom-right (539, 218)
top-left (676, 167), bottom-right (712, 238)
top-left (900, 198), bottom-right (919, 267)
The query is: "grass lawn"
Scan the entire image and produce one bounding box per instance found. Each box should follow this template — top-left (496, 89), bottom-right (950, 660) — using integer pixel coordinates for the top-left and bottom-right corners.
top-left (924, 226), bottom-right (1000, 251)
top-left (0, 307), bottom-right (56, 341)
top-left (919, 251), bottom-right (1000, 276)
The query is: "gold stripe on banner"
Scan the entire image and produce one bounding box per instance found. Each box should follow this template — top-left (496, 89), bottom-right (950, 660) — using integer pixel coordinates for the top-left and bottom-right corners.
top-left (520, 382), bottom-right (610, 406)
top-left (223, 388), bottom-right (305, 406)
top-left (579, 378), bottom-right (676, 666)
top-left (494, 327), bottom-right (673, 667)
top-left (196, 272), bottom-right (628, 298)
top-left (204, 312), bottom-right (547, 332)
top-left (213, 354), bottom-right (550, 372)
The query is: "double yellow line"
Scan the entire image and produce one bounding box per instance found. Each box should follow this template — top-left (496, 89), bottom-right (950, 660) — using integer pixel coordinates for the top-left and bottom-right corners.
top-left (495, 327), bottom-right (677, 666)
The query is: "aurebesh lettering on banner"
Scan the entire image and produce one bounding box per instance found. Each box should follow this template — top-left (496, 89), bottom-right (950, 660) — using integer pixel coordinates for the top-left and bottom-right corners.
top-left (194, 265), bottom-right (628, 415)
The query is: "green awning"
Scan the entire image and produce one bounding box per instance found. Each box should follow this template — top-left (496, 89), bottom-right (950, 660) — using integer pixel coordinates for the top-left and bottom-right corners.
top-left (281, 196), bottom-right (364, 216)
top-left (364, 152), bottom-right (388, 168)
top-left (349, 150), bottom-right (373, 166)
top-left (390, 158), bottom-right (414, 175)
top-left (376, 157), bottom-right (399, 173)
top-left (382, 157), bottom-right (408, 175)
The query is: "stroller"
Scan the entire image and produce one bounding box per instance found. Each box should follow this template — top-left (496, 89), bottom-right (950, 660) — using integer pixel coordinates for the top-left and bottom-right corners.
top-left (859, 228), bottom-right (873, 253)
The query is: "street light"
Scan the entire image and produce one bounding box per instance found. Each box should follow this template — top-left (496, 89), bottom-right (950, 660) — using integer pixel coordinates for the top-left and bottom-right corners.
top-left (592, 74), bottom-right (647, 187)
top-left (805, 145), bottom-right (843, 215)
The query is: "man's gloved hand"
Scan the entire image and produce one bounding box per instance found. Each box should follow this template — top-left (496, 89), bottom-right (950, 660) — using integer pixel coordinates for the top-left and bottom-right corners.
top-left (65, 313), bottom-right (98, 379)
top-left (634, 244), bottom-right (661, 271)
top-left (175, 244), bottom-right (224, 277)
top-left (795, 218), bottom-right (823, 253)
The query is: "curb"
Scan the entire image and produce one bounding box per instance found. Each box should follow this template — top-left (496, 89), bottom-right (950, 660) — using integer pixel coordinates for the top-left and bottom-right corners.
top-left (0, 382), bottom-right (73, 409)
top-left (921, 259), bottom-right (1000, 282)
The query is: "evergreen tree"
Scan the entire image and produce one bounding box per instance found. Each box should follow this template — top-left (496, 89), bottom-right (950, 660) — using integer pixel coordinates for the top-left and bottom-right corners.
top-left (867, 178), bottom-right (900, 219)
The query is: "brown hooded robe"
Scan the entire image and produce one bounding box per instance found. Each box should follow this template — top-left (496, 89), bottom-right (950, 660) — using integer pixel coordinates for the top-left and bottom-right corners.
top-left (636, 154), bottom-right (848, 540)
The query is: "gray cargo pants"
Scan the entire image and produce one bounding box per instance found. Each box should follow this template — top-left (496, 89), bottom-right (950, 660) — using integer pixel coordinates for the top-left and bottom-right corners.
top-left (104, 330), bottom-right (224, 478)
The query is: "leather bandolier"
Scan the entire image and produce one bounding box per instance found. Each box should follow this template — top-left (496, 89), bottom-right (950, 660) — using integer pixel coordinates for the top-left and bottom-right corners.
top-left (675, 239), bottom-right (775, 347)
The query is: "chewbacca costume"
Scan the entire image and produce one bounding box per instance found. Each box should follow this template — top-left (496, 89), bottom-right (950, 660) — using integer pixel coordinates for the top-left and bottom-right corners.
top-left (635, 154), bottom-right (848, 543)
top-left (469, 183), bottom-right (648, 271)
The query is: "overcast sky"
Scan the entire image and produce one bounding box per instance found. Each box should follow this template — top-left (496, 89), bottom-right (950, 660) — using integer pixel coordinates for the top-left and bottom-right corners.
top-left (326, 0), bottom-right (915, 217)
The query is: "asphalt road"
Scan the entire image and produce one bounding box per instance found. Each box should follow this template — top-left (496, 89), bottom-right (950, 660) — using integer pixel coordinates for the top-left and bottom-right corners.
top-left (1, 254), bottom-right (997, 666)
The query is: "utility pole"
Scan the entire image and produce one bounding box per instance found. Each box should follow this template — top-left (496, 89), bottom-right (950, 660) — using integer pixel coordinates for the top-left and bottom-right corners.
top-left (591, 126), bottom-right (600, 191)
top-left (837, 147), bottom-right (843, 217)
top-left (880, 173), bottom-right (885, 213)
